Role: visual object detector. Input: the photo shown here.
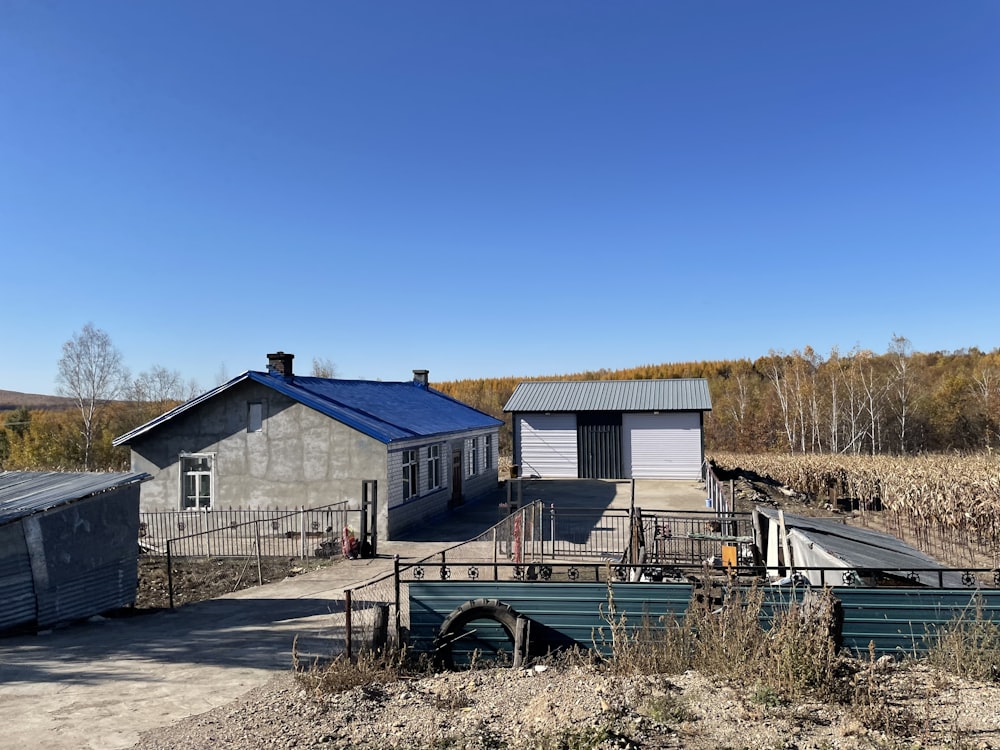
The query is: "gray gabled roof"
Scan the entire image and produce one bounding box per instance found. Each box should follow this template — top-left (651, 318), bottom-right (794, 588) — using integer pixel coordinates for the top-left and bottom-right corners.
top-left (114, 371), bottom-right (503, 447)
top-left (503, 379), bottom-right (712, 413)
top-left (0, 472), bottom-right (150, 527)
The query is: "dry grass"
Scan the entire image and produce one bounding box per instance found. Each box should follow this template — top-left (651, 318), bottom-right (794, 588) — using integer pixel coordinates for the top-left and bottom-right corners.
top-left (924, 594), bottom-right (1000, 682)
top-left (599, 575), bottom-right (841, 702)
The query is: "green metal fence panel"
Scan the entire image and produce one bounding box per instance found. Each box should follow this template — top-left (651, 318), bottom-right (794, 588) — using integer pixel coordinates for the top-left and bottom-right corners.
top-left (832, 587), bottom-right (1000, 657)
top-left (408, 581), bottom-right (693, 664)
top-left (409, 581), bottom-right (1000, 664)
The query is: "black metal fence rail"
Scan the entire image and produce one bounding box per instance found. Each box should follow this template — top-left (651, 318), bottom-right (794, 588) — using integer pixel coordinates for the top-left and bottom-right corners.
top-left (635, 510), bottom-right (755, 567)
top-left (141, 502), bottom-right (355, 558)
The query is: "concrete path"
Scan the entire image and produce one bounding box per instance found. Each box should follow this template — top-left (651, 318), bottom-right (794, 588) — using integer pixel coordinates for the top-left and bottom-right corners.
top-left (0, 479), bottom-right (707, 750)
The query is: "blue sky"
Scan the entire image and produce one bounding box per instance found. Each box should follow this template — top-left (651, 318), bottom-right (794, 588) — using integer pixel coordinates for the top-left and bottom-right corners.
top-left (2, 1), bottom-right (998, 394)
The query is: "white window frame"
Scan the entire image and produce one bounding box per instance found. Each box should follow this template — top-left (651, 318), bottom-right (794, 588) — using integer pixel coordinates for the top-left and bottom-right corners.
top-left (485, 434), bottom-right (493, 470)
top-left (468, 436), bottom-right (479, 476)
top-left (180, 453), bottom-right (215, 510)
top-left (248, 401), bottom-right (263, 433)
top-left (402, 449), bottom-right (418, 500)
top-left (427, 444), bottom-right (441, 490)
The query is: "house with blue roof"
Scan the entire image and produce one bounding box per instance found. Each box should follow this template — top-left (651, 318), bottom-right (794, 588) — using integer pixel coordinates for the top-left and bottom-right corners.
top-left (113, 352), bottom-right (502, 540)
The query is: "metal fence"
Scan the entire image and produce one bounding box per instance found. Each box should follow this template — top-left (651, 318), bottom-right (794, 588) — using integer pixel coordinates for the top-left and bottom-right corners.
top-left (140, 502), bottom-right (357, 558)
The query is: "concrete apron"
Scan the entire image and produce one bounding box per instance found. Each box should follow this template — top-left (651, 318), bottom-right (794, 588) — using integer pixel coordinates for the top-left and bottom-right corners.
top-left (0, 478), bottom-right (707, 750)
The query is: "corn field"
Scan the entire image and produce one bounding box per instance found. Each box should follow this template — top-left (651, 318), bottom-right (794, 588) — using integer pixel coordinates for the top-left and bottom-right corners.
top-left (710, 452), bottom-right (1000, 567)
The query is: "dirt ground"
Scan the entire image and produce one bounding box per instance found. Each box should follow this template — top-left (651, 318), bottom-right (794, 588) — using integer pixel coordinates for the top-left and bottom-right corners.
top-left (134, 555), bottom-right (342, 609)
top-left (128, 473), bottom-right (1000, 749)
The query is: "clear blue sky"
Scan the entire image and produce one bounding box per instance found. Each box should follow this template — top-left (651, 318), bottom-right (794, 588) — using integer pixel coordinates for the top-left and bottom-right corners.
top-left (2, 1), bottom-right (998, 394)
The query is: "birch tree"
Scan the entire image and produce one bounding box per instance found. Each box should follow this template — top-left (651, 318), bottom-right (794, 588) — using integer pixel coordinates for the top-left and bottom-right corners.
top-left (888, 334), bottom-right (913, 453)
top-left (56, 323), bottom-right (129, 470)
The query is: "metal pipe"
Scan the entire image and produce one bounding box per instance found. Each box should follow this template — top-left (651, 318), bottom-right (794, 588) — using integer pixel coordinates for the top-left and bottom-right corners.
top-left (167, 539), bottom-right (174, 609)
top-left (393, 555), bottom-right (401, 644)
top-left (345, 589), bottom-right (353, 659)
top-left (254, 521), bottom-right (263, 586)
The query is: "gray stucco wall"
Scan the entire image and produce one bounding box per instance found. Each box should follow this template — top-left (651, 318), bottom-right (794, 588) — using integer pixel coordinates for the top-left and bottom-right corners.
top-left (128, 380), bottom-right (387, 514)
top-left (127, 380), bottom-right (500, 541)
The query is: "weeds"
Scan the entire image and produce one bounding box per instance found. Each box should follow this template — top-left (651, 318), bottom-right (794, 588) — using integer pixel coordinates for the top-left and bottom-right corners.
top-left (640, 692), bottom-right (696, 723)
top-left (601, 574), bottom-right (842, 703)
top-left (924, 594), bottom-right (1000, 682)
top-left (293, 638), bottom-right (424, 694)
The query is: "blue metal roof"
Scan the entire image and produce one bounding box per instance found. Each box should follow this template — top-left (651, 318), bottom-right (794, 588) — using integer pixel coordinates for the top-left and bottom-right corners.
top-left (0, 472), bottom-right (150, 527)
top-left (114, 371), bottom-right (502, 447)
top-left (503, 379), bottom-right (712, 413)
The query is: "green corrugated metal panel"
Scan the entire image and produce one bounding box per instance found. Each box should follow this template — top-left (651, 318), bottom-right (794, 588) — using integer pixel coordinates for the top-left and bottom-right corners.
top-left (409, 582), bottom-right (1000, 664)
top-left (409, 581), bottom-right (693, 663)
top-left (833, 588), bottom-right (1000, 657)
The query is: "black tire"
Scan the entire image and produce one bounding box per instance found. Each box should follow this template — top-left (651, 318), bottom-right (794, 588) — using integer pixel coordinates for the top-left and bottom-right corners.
top-left (434, 598), bottom-right (524, 671)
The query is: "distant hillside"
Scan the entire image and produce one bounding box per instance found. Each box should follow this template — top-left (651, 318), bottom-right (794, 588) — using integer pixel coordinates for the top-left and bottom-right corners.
top-left (0, 389), bottom-right (76, 410)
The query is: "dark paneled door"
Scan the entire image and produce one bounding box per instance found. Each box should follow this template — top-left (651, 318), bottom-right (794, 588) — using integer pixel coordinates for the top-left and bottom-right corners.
top-left (577, 412), bottom-right (624, 479)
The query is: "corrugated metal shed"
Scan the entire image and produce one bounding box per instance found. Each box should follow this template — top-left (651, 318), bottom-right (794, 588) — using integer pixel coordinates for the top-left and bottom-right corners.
top-left (0, 471), bottom-right (149, 526)
top-left (0, 472), bottom-right (149, 632)
top-left (503, 379), bottom-right (712, 413)
top-left (114, 371), bottom-right (502, 447)
top-left (755, 506), bottom-right (963, 586)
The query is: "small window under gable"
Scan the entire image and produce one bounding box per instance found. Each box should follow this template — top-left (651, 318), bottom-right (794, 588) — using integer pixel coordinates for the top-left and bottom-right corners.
top-left (248, 402), bottom-right (263, 433)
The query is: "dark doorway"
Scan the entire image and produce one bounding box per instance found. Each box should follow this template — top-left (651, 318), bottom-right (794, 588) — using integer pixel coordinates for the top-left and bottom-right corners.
top-left (450, 449), bottom-right (464, 507)
top-left (577, 412), bottom-right (624, 479)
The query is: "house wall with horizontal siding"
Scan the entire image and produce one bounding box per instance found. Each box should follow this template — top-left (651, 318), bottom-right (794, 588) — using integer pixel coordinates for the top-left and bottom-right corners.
top-left (385, 428), bottom-right (500, 539)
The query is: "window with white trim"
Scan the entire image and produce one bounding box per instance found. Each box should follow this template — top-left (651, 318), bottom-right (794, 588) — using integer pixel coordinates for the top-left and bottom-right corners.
top-left (427, 444), bottom-right (441, 490)
top-left (402, 449), bottom-right (418, 499)
top-left (485, 434), bottom-right (493, 469)
top-left (180, 454), bottom-right (214, 510)
top-left (468, 437), bottom-right (479, 476)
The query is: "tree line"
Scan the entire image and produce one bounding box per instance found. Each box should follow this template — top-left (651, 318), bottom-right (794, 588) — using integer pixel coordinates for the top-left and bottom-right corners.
top-left (436, 336), bottom-right (1000, 456)
top-left (2, 326), bottom-right (997, 472)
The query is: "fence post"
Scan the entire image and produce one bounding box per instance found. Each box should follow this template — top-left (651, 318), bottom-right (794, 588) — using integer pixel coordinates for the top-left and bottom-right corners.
top-left (550, 504), bottom-right (556, 559)
top-left (167, 539), bottom-right (174, 610)
top-left (345, 589), bottom-right (353, 660)
top-left (537, 501), bottom-right (544, 565)
top-left (300, 506), bottom-right (307, 560)
top-left (519, 507), bottom-right (526, 564)
top-left (254, 521), bottom-right (263, 586)
top-left (393, 555), bottom-right (401, 645)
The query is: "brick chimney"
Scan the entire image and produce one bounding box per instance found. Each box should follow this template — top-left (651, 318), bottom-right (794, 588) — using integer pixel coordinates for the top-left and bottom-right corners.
top-left (267, 351), bottom-right (294, 377)
top-left (412, 369), bottom-right (429, 388)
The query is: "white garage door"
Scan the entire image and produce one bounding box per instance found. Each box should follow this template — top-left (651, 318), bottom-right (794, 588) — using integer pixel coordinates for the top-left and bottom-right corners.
top-left (517, 414), bottom-right (578, 478)
top-left (624, 412), bottom-right (702, 479)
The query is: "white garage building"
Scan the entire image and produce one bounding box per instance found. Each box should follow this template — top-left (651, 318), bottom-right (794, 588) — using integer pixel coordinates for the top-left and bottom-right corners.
top-left (504, 379), bottom-right (712, 480)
